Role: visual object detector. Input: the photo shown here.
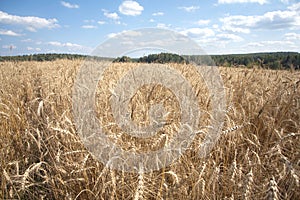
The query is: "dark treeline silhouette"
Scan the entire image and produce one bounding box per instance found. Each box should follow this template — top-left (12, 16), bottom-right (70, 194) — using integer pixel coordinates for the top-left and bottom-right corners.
top-left (0, 53), bottom-right (87, 62)
top-left (0, 53), bottom-right (114, 62)
top-left (1, 52), bottom-right (299, 70)
top-left (114, 52), bottom-right (300, 70)
top-left (210, 52), bottom-right (300, 70)
top-left (113, 53), bottom-right (188, 64)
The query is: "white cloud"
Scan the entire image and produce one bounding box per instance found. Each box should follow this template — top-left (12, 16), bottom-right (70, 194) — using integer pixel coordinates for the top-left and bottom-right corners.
top-left (61, 1), bottom-right (79, 9)
top-left (119, 1), bottom-right (144, 16)
top-left (0, 11), bottom-right (59, 32)
top-left (97, 20), bottom-right (106, 25)
top-left (81, 25), bottom-right (97, 29)
top-left (220, 5), bottom-right (300, 33)
top-left (263, 41), bottom-right (294, 45)
top-left (195, 33), bottom-right (243, 49)
top-left (103, 9), bottom-right (120, 20)
top-left (281, 0), bottom-right (289, 4)
top-left (106, 12), bottom-right (119, 20)
top-left (212, 24), bottom-right (219, 29)
top-left (83, 19), bottom-right (95, 23)
top-left (156, 23), bottom-right (171, 29)
top-left (178, 6), bottom-right (200, 12)
top-left (107, 30), bottom-right (144, 39)
top-left (48, 41), bottom-right (63, 46)
top-left (245, 40), bottom-right (297, 52)
top-left (180, 28), bottom-right (215, 38)
top-left (246, 42), bottom-right (264, 47)
top-left (0, 29), bottom-right (22, 36)
top-left (48, 41), bottom-right (83, 49)
top-left (284, 32), bottom-right (300, 40)
top-left (27, 47), bottom-right (42, 51)
top-left (218, 0), bottom-right (268, 4)
top-left (107, 32), bottom-right (118, 38)
top-left (149, 19), bottom-right (155, 22)
top-left (288, 2), bottom-right (300, 11)
top-left (246, 40), bottom-right (295, 49)
top-left (217, 33), bottom-right (244, 42)
top-left (2, 44), bottom-right (16, 49)
top-left (196, 19), bottom-right (211, 26)
top-left (50, 41), bottom-right (93, 53)
top-left (152, 12), bottom-right (164, 16)
top-left (21, 38), bottom-right (33, 42)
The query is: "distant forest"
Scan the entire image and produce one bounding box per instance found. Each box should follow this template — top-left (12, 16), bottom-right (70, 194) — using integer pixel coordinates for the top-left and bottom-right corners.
top-left (1, 52), bottom-right (299, 70)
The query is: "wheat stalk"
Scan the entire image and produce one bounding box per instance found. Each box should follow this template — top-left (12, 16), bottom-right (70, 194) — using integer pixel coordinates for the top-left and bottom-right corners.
top-left (267, 176), bottom-right (279, 200)
top-left (134, 167), bottom-right (145, 200)
top-left (243, 169), bottom-right (253, 200)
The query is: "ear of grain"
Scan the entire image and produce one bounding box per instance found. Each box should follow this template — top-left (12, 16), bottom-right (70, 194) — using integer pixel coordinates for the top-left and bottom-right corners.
top-left (134, 168), bottom-right (145, 200)
top-left (267, 176), bottom-right (279, 200)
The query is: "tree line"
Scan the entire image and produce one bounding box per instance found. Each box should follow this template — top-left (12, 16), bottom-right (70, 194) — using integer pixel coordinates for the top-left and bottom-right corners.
top-left (210, 52), bottom-right (300, 70)
top-left (114, 52), bottom-right (300, 70)
top-left (113, 53), bottom-right (188, 64)
top-left (1, 52), bottom-right (299, 70)
top-left (0, 53), bottom-right (87, 62)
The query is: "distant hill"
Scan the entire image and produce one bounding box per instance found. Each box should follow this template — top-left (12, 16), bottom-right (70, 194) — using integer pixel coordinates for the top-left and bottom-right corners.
top-left (1, 52), bottom-right (299, 70)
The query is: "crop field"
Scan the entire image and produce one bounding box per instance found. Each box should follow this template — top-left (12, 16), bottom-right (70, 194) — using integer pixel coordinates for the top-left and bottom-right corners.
top-left (0, 60), bottom-right (299, 199)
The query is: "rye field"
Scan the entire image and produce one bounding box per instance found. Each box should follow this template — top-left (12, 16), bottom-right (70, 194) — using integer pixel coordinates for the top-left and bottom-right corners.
top-left (0, 60), bottom-right (299, 199)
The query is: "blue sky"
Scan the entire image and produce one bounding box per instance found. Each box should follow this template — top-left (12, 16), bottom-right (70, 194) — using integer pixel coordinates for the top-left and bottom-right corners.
top-left (0, 0), bottom-right (299, 56)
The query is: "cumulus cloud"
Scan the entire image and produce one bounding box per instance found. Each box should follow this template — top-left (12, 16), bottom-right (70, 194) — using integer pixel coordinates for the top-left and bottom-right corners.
top-left (284, 32), bottom-right (300, 40)
top-left (288, 2), bottom-right (300, 11)
top-left (119, 1), bottom-right (144, 16)
top-left (280, 0), bottom-right (289, 4)
top-left (81, 25), bottom-right (97, 29)
top-left (102, 9), bottom-right (120, 20)
top-left (47, 41), bottom-right (92, 54)
top-left (21, 38), bottom-right (33, 42)
top-left (107, 32), bottom-right (118, 38)
top-left (220, 4), bottom-right (300, 33)
top-left (27, 47), bottom-right (41, 51)
top-left (196, 33), bottom-right (243, 45)
top-left (48, 41), bottom-right (83, 48)
top-left (156, 23), bottom-right (171, 29)
top-left (97, 21), bottom-right (106, 25)
top-left (152, 12), bottom-right (164, 16)
top-left (0, 29), bottom-right (22, 36)
top-left (83, 19), bottom-right (95, 23)
top-left (178, 6), bottom-right (200, 12)
top-left (180, 28), bottom-right (215, 38)
top-left (216, 33), bottom-right (244, 42)
top-left (245, 40), bottom-right (298, 52)
top-left (0, 11), bottom-right (59, 32)
top-left (107, 30), bottom-right (143, 38)
top-left (218, 0), bottom-right (268, 4)
top-left (196, 19), bottom-right (211, 26)
top-left (2, 44), bottom-right (16, 49)
top-left (61, 1), bottom-right (79, 9)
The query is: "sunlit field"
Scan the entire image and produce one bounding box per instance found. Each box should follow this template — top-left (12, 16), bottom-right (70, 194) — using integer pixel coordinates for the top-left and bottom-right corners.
top-left (0, 60), bottom-right (299, 199)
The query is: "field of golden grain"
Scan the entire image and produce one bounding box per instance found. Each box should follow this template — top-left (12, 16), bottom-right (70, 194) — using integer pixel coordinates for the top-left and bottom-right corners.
top-left (0, 60), bottom-right (299, 200)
